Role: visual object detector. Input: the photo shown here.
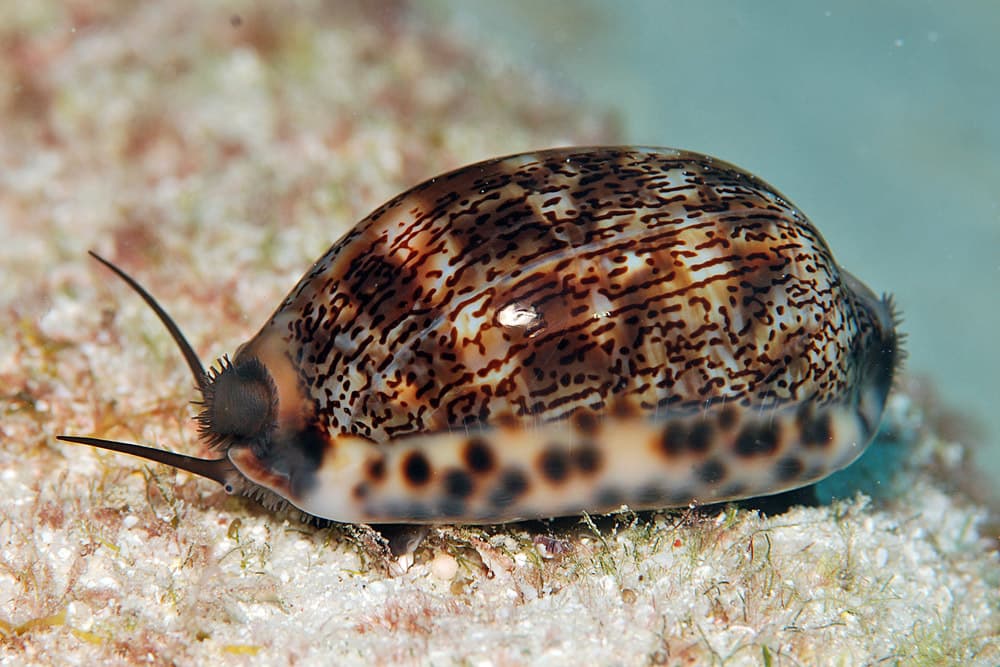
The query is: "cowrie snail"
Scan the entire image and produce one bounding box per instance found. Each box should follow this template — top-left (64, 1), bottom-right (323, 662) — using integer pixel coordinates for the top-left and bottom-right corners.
top-left (60, 147), bottom-right (901, 524)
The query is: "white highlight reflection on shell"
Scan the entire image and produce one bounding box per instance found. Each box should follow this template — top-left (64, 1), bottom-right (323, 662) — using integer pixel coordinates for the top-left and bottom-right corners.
top-left (497, 302), bottom-right (541, 329)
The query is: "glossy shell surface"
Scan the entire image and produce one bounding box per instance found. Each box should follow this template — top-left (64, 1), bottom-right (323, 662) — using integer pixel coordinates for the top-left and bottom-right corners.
top-left (225, 146), bottom-right (899, 524)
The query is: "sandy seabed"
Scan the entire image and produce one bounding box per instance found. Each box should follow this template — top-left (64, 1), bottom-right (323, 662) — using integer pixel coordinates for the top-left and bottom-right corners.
top-left (0, 2), bottom-right (996, 665)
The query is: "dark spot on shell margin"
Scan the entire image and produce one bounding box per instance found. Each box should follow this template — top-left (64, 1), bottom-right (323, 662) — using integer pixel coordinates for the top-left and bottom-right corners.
top-left (366, 457), bottom-right (386, 482)
top-left (573, 443), bottom-right (602, 475)
top-left (489, 467), bottom-right (529, 509)
top-left (402, 451), bottom-right (431, 486)
top-left (463, 438), bottom-right (496, 474)
top-left (538, 446), bottom-right (570, 483)
top-left (443, 468), bottom-right (475, 499)
top-left (572, 411), bottom-right (600, 435)
top-left (774, 456), bottom-right (804, 482)
top-left (660, 423), bottom-right (688, 457)
top-left (717, 406), bottom-right (739, 430)
top-left (801, 411), bottom-right (833, 447)
top-left (734, 422), bottom-right (780, 457)
top-left (688, 420), bottom-right (714, 453)
top-left (696, 459), bottom-right (726, 485)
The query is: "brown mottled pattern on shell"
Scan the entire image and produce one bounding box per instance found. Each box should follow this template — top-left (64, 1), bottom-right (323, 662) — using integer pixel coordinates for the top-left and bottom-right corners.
top-left (263, 147), bottom-right (876, 442)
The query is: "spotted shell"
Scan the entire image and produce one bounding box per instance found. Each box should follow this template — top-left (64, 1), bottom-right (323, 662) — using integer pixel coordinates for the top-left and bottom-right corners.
top-left (63, 146), bottom-right (900, 524)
